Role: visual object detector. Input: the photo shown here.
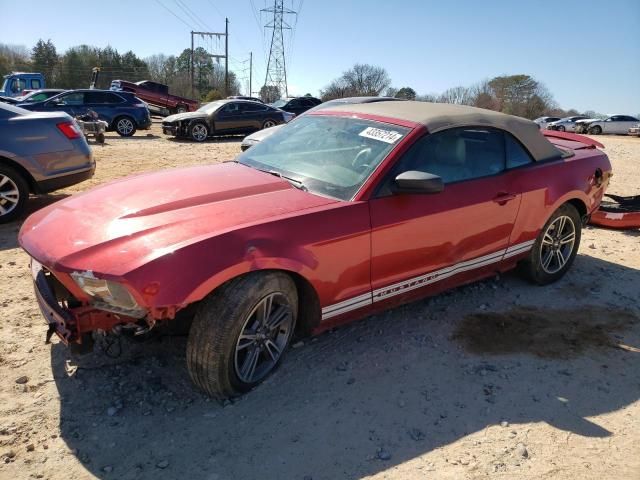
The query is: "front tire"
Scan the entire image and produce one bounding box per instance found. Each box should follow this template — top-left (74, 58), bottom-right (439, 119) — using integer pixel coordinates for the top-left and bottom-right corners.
top-left (114, 116), bottom-right (136, 137)
top-left (589, 125), bottom-right (602, 135)
top-left (189, 122), bottom-right (209, 142)
top-left (557, 125), bottom-right (566, 132)
top-left (187, 272), bottom-right (298, 399)
top-left (521, 203), bottom-right (581, 285)
top-left (0, 165), bottom-right (28, 224)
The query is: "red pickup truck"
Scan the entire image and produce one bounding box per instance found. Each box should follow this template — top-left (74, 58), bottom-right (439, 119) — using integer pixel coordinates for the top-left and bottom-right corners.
top-left (110, 80), bottom-right (198, 114)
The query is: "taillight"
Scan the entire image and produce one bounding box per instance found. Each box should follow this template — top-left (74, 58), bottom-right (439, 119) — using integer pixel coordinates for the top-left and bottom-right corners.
top-left (57, 121), bottom-right (82, 139)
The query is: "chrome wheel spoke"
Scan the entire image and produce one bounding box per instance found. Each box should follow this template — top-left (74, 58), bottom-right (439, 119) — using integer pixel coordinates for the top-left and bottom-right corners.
top-left (556, 249), bottom-right (566, 267)
top-left (240, 346), bottom-right (260, 382)
top-left (560, 232), bottom-right (575, 245)
top-left (237, 333), bottom-right (257, 350)
top-left (257, 295), bottom-right (274, 326)
top-left (542, 233), bottom-right (555, 246)
top-left (542, 250), bottom-right (554, 270)
top-left (264, 339), bottom-right (281, 362)
top-left (0, 176), bottom-right (9, 188)
top-left (265, 305), bottom-right (289, 331)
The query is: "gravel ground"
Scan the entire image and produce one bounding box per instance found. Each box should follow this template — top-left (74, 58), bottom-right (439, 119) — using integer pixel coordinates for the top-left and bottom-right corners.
top-left (0, 124), bottom-right (638, 480)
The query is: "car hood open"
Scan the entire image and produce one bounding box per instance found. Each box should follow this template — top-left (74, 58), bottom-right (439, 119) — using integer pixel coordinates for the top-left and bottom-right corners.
top-left (163, 111), bottom-right (207, 123)
top-left (19, 162), bottom-right (337, 276)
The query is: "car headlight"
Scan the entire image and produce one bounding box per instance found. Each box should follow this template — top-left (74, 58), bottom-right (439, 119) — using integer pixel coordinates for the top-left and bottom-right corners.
top-left (70, 272), bottom-right (140, 311)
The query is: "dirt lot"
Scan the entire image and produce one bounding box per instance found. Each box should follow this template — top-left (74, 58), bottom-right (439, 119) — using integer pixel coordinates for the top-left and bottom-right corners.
top-left (1, 124), bottom-right (639, 480)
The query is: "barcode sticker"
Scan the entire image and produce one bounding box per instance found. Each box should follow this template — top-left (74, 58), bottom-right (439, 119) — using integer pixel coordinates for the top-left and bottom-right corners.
top-left (359, 127), bottom-right (403, 144)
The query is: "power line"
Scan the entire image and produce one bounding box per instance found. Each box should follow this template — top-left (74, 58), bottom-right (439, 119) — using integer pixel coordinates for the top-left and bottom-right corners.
top-left (153, 0), bottom-right (194, 29)
top-left (174, 0), bottom-right (211, 32)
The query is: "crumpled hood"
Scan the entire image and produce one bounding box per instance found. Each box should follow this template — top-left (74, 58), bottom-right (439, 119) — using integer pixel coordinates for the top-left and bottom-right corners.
top-left (19, 162), bottom-right (337, 276)
top-left (163, 111), bottom-right (207, 123)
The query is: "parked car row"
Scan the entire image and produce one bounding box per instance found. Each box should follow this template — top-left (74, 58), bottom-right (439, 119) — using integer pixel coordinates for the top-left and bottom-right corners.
top-left (535, 114), bottom-right (640, 136)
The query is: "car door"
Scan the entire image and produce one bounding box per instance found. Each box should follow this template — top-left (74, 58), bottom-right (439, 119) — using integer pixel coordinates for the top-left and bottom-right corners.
top-left (620, 116), bottom-right (639, 134)
top-left (602, 116), bottom-right (618, 134)
top-left (45, 91), bottom-right (85, 116)
top-left (214, 102), bottom-right (246, 133)
top-left (369, 127), bottom-right (521, 306)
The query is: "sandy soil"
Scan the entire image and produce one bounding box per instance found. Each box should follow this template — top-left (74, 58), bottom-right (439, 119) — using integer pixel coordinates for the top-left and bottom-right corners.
top-left (0, 124), bottom-right (639, 480)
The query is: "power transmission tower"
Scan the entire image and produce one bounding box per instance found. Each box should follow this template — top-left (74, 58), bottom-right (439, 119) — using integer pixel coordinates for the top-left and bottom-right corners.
top-left (261, 0), bottom-right (296, 99)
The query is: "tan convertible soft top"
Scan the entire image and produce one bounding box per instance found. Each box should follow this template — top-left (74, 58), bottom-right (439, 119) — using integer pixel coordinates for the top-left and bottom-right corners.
top-left (326, 101), bottom-right (562, 162)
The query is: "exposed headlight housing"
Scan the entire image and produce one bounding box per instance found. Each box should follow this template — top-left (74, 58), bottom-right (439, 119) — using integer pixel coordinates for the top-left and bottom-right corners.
top-left (70, 271), bottom-right (142, 314)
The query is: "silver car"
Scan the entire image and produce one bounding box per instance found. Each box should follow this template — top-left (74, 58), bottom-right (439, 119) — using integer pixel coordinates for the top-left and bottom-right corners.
top-left (546, 115), bottom-right (588, 132)
top-left (587, 115), bottom-right (640, 135)
top-left (0, 103), bottom-right (95, 223)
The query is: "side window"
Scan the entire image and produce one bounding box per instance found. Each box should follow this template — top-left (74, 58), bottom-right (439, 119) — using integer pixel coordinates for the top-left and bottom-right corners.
top-left (388, 127), bottom-right (506, 186)
top-left (244, 103), bottom-right (267, 112)
top-left (31, 79), bottom-right (41, 89)
top-left (58, 92), bottom-right (84, 105)
top-left (505, 134), bottom-right (533, 168)
top-left (222, 102), bottom-right (240, 113)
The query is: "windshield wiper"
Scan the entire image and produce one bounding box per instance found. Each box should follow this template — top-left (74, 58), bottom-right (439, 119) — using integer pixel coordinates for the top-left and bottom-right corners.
top-left (255, 167), bottom-right (308, 191)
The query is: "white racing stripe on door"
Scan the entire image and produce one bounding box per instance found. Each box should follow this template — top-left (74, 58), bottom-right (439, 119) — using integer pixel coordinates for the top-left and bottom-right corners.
top-left (320, 239), bottom-right (536, 321)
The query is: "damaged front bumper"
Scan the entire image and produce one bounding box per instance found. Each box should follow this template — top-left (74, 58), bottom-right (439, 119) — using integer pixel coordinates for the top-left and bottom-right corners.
top-left (31, 260), bottom-right (144, 345)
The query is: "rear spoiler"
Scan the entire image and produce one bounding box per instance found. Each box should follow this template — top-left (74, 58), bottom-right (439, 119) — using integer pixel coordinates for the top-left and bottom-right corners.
top-left (541, 129), bottom-right (605, 149)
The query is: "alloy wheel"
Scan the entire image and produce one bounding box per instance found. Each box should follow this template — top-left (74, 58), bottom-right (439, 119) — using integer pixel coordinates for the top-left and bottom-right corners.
top-left (263, 120), bottom-right (276, 129)
top-left (0, 174), bottom-right (20, 217)
top-left (117, 118), bottom-right (134, 136)
top-left (191, 124), bottom-right (208, 141)
top-left (539, 215), bottom-right (576, 274)
top-left (234, 292), bottom-right (294, 384)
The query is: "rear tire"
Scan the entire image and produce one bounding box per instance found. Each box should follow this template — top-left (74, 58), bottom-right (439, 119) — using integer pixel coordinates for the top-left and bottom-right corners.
top-left (589, 125), bottom-right (602, 135)
top-left (557, 125), bottom-right (566, 132)
top-left (520, 203), bottom-right (581, 285)
top-left (187, 272), bottom-right (297, 399)
top-left (189, 122), bottom-right (209, 142)
top-left (114, 116), bottom-right (136, 137)
top-left (0, 165), bottom-right (29, 224)
top-left (262, 119), bottom-right (277, 129)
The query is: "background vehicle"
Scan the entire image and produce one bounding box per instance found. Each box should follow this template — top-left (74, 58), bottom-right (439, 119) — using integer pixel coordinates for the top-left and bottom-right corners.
top-left (533, 116), bottom-right (561, 129)
top-left (14, 89), bottom-right (66, 103)
top-left (574, 118), bottom-right (601, 134)
top-left (0, 103), bottom-right (94, 223)
top-left (20, 89), bottom-right (152, 137)
top-left (228, 95), bottom-right (264, 103)
top-left (0, 72), bottom-right (46, 97)
top-left (162, 99), bottom-right (293, 142)
top-left (110, 79), bottom-right (198, 114)
top-left (20, 102), bottom-right (611, 399)
top-left (270, 96), bottom-right (322, 116)
top-left (628, 123), bottom-right (640, 137)
top-left (587, 115), bottom-right (640, 134)
top-left (241, 96), bottom-right (403, 150)
top-left (546, 115), bottom-right (588, 132)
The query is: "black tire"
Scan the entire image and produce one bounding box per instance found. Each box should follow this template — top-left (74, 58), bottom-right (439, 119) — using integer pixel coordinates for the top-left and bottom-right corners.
top-left (175, 105), bottom-right (187, 114)
top-left (589, 125), bottom-right (602, 135)
top-left (187, 272), bottom-right (298, 399)
top-left (189, 121), bottom-right (209, 142)
top-left (262, 119), bottom-right (278, 129)
top-left (520, 203), bottom-right (582, 285)
top-left (557, 125), bottom-right (566, 132)
top-left (0, 164), bottom-right (29, 224)
top-left (114, 116), bottom-right (137, 137)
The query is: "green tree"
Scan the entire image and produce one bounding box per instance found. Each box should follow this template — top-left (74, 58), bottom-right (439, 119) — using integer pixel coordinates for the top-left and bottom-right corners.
top-left (395, 87), bottom-right (416, 100)
top-left (31, 39), bottom-right (58, 84)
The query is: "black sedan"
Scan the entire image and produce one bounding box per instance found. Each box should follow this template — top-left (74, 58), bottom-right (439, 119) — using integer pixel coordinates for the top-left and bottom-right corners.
top-left (161, 99), bottom-right (294, 142)
top-left (270, 96), bottom-right (322, 116)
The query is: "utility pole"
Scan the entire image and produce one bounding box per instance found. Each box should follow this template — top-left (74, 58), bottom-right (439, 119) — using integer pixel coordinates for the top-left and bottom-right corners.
top-left (262, 0), bottom-right (296, 100)
top-left (190, 25), bottom-right (228, 99)
top-left (224, 18), bottom-right (229, 96)
top-left (249, 51), bottom-right (252, 97)
top-left (190, 31), bottom-right (194, 98)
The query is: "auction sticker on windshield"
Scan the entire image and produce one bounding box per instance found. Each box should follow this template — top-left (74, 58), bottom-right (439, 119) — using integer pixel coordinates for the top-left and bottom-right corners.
top-left (359, 127), bottom-right (404, 144)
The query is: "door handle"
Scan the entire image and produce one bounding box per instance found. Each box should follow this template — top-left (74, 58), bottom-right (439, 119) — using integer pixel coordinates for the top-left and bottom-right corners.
top-left (493, 192), bottom-right (517, 205)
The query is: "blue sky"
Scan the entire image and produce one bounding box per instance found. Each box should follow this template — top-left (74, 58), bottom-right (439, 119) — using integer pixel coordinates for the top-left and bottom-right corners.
top-left (2, 0), bottom-right (639, 114)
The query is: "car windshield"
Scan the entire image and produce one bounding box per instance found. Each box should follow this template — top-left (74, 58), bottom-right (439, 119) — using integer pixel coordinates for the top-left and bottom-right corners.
top-left (271, 99), bottom-right (287, 108)
top-left (197, 100), bottom-right (226, 114)
top-left (237, 115), bottom-right (411, 200)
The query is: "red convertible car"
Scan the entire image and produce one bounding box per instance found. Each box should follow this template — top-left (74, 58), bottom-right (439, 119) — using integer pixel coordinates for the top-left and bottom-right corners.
top-left (20, 102), bottom-right (611, 399)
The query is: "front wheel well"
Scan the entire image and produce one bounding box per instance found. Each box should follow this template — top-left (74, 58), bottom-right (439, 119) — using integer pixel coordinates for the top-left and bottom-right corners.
top-left (0, 156), bottom-right (37, 193)
top-left (565, 198), bottom-right (588, 224)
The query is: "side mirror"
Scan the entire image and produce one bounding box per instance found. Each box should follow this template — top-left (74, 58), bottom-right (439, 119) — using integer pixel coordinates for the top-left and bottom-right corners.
top-left (393, 171), bottom-right (444, 194)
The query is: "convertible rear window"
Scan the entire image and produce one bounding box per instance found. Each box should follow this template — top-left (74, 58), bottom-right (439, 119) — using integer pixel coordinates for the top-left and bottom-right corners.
top-left (237, 115), bottom-right (410, 200)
